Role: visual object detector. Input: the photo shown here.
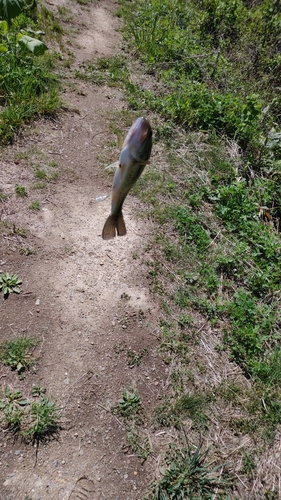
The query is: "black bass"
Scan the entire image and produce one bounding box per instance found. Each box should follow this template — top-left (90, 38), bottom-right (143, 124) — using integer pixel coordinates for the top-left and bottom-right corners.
top-left (102, 117), bottom-right (153, 240)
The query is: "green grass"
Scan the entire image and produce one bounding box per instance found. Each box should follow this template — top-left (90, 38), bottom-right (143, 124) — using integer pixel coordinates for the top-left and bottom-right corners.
top-left (0, 337), bottom-right (37, 377)
top-left (91, 4), bottom-right (281, 494)
top-left (119, 0), bottom-right (281, 153)
top-left (0, 386), bottom-right (60, 442)
top-left (153, 391), bottom-right (213, 431)
top-left (34, 168), bottom-right (47, 180)
top-left (15, 184), bottom-right (27, 197)
top-left (0, 190), bottom-right (8, 202)
top-left (75, 55), bottom-right (130, 87)
top-left (0, 6), bottom-right (62, 144)
top-left (28, 201), bottom-right (40, 211)
top-left (32, 182), bottom-right (47, 190)
top-left (145, 440), bottom-right (229, 500)
top-left (126, 427), bottom-right (152, 463)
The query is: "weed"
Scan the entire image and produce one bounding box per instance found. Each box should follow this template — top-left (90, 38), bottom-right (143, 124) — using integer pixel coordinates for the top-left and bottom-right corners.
top-left (153, 400), bottom-right (181, 429)
top-left (35, 168), bottom-right (47, 180)
top-left (0, 191), bottom-right (7, 202)
top-left (15, 152), bottom-right (29, 161)
top-left (21, 397), bottom-right (60, 442)
top-left (174, 393), bottom-right (212, 430)
top-left (0, 337), bottom-right (38, 378)
top-left (31, 386), bottom-right (46, 397)
top-left (19, 247), bottom-right (35, 256)
top-left (126, 348), bottom-right (147, 368)
top-left (0, 273), bottom-right (22, 298)
top-left (145, 440), bottom-right (228, 500)
top-left (0, 221), bottom-right (8, 235)
top-left (241, 452), bottom-right (256, 475)
top-left (0, 387), bottom-right (60, 442)
top-left (28, 201), bottom-right (40, 211)
top-left (49, 172), bottom-right (58, 182)
top-left (75, 55), bottom-right (130, 88)
top-left (126, 428), bottom-right (152, 463)
top-left (32, 182), bottom-right (47, 190)
top-left (57, 6), bottom-right (70, 17)
top-left (11, 224), bottom-right (26, 237)
top-left (0, 387), bottom-right (27, 434)
top-left (15, 184), bottom-right (27, 197)
top-left (48, 160), bottom-right (59, 168)
top-left (112, 389), bottom-right (142, 423)
top-left (154, 391), bottom-right (214, 431)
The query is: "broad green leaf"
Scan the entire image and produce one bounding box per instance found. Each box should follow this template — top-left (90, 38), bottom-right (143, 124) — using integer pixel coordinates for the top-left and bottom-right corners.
top-left (0, 43), bottom-right (8, 52)
top-left (17, 34), bottom-right (48, 56)
top-left (17, 398), bottom-right (28, 406)
top-left (0, 19), bottom-right (8, 34)
top-left (0, 0), bottom-right (26, 21)
top-left (17, 362), bottom-right (23, 371)
top-left (0, 400), bottom-right (6, 409)
top-left (13, 286), bottom-right (20, 293)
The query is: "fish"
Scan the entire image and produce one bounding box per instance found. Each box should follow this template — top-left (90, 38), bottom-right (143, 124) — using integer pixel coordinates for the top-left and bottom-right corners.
top-left (102, 117), bottom-right (153, 240)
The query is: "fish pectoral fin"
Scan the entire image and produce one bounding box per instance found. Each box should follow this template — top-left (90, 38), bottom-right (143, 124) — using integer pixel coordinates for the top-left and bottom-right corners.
top-left (102, 213), bottom-right (127, 240)
top-left (116, 211), bottom-right (126, 236)
top-left (102, 215), bottom-right (116, 240)
top-left (105, 161), bottom-right (119, 171)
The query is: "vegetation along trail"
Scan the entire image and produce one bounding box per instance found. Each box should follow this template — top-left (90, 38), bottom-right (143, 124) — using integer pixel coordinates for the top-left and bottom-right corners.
top-left (1, 0), bottom-right (281, 499)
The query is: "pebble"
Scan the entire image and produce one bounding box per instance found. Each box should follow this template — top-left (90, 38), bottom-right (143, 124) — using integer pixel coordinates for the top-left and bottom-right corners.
top-left (14, 450), bottom-right (21, 456)
top-left (35, 299), bottom-right (40, 306)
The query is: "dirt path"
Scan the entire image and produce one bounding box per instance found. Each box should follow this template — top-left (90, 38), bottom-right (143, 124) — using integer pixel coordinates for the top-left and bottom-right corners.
top-left (0, 1), bottom-right (166, 498)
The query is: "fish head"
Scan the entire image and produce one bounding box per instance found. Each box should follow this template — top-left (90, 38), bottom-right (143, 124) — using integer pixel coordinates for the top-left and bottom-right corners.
top-left (121, 117), bottom-right (152, 166)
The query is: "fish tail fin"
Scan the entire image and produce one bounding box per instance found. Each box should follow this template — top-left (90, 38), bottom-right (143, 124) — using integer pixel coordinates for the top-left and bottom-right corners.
top-left (102, 212), bottom-right (126, 240)
top-left (116, 211), bottom-right (126, 236)
top-left (102, 215), bottom-right (116, 240)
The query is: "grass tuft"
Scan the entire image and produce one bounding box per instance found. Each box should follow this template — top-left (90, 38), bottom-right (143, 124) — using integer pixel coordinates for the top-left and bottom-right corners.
top-left (0, 337), bottom-right (38, 378)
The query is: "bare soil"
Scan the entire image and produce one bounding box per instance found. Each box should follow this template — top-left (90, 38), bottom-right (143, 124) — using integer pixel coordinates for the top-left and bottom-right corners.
top-left (0, 1), bottom-right (168, 498)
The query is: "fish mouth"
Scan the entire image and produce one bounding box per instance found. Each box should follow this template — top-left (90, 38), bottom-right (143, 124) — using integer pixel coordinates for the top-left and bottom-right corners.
top-left (131, 117), bottom-right (152, 142)
top-left (124, 117), bottom-right (152, 163)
